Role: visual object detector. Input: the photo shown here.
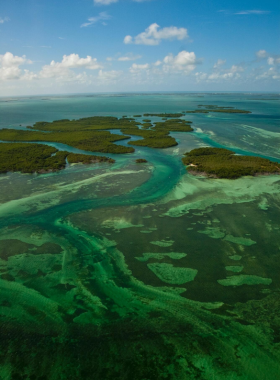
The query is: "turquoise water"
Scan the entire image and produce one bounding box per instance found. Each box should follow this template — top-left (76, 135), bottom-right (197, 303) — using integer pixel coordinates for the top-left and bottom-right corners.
top-left (0, 93), bottom-right (280, 380)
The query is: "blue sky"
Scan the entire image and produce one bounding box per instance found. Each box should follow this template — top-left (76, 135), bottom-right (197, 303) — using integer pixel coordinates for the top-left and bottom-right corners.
top-left (0, 0), bottom-right (279, 95)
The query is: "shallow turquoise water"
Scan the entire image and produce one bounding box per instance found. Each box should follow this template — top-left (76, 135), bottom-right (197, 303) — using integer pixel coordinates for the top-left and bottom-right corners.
top-left (0, 93), bottom-right (280, 380)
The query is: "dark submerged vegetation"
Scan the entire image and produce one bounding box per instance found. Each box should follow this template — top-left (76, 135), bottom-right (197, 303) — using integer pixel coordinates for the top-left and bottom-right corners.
top-left (182, 147), bottom-right (280, 179)
top-left (67, 153), bottom-right (115, 164)
top-left (135, 159), bottom-right (148, 163)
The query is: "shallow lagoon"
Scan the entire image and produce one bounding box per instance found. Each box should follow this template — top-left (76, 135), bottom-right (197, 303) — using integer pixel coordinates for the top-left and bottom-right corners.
top-left (0, 93), bottom-right (280, 380)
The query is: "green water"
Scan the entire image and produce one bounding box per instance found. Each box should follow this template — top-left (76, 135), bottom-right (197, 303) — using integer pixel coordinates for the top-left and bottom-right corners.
top-left (0, 93), bottom-right (280, 380)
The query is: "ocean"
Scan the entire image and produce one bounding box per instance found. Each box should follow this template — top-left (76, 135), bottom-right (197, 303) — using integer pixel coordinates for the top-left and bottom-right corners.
top-left (0, 92), bottom-right (280, 380)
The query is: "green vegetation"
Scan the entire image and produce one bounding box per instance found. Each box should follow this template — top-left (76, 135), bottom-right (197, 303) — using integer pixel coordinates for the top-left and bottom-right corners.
top-left (0, 115), bottom-right (195, 172)
top-left (121, 128), bottom-right (178, 149)
top-left (0, 116), bottom-right (154, 154)
top-left (0, 143), bottom-right (114, 174)
top-left (153, 119), bottom-right (193, 132)
top-left (0, 128), bottom-right (134, 154)
top-left (133, 115), bottom-right (142, 117)
top-left (141, 123), bottom-right (153, 129)
top-left (182, 147), bottom-right (280, 179)
top-left (143, 113), bottom-right (184, 118)
top-left (32, 116), bottom-right (140, 132)
top-left (121, 118), bottom-right (194, 148)
top-left (185, 105), bottom-right (251, 114)
top-left (135, 158), bottom-right (148, 163)
top-left (142, 119), bottom-right (151, 122)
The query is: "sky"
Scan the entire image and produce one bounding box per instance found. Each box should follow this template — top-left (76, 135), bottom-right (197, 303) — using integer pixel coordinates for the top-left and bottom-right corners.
top-left (0, 0), bottom-right (279, 96)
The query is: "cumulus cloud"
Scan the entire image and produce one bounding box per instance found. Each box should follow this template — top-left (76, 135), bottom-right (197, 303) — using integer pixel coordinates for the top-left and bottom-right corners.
top-left (21, 70), bottom-right (38, 81)
top-left (195, 64), bottom-right (244, 83)
top-left (162, 51), bottom-right (199, 73)
top-left (127, 50), bottom-right (199, 81)
top-left (81, 12), bottom-right (111, 27)
top-left (124, 23), bottom-right (188, 45)
top-left (0, 52), bottom-right (31, 67)
top-left (130, 63), bottom-right (149, 73)
top-left (128, 51), bottom-right (199, 77)
top-left (40, 54), bottom-right (102, 79)
top-left (267, 56), bottom-right (280, 65)
top-left (0, 52), bottom-right (32, 80)
top-left (256, 50), bottom-right (267, 58)
top-left (256, 67), bottom-right (280, 81)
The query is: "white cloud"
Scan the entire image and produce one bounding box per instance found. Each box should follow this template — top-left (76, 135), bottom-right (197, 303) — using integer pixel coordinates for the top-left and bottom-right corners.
top-left (195, 64), bottom-right (244, 83)
top-left (256, 67), bottom-right (280, 81)
top-left (0, 52), bottom-right (32, 81)
top-left (219, 10), bottom-right (270, 16)
top-left (124, 23), bottom-right (188, 45)
top-left (94, 0), bottom-right (118, 4)
top-left (208, 72), bottom-right (235, 80)
top-left (256, 50), bottom-right (267, 58)
top-left (124, 35), bottom-right (133, 44)
top-left (107, 53), bottom-right (142, 62)
top-left (235, 10), bottom-right (270, 15)
top-left (267, 57), bottom-right (280, 65)
top-left (118, 54), bottom-right (142, 61)
top-left (195, 72), bottom-right (208, 81)
top-left (130, 63), bottom-right (149, 73)
top-left (213, 59), bottom-right (226, 68)
top-left (81, 12), bottom-right (111, 27)
top-left (98, 69), bottom-right (122, 82)
top-left (0, 52), bottom-right (32, 67)
top-left (128, 51), bottom-right (199, 78)
top-left (55, 54), bottom-right (101, 69)
top-left (267, 57), bottom-right (274, 65)
top-left (21, 70), bottom-right (38, 81)
top-left (229, 65), bottom-right (244, 73)
top-left (40, 54), bottom-right (102, 79)
top-left (162, 51), bottom-right (198, 73)
top-left (0, 66), bottom-right (22, 80)
top-left (0, 17), bottom-right (9, 24)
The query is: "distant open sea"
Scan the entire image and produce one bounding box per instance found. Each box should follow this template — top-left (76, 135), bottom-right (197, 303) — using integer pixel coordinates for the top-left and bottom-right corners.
top-left (1, 92), bottom-right (279, 159)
